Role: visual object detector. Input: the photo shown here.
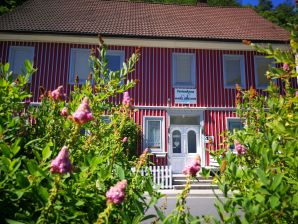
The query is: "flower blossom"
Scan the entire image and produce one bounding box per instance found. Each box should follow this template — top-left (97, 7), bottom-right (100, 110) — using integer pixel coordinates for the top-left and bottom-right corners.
top-left (296, 90), bottom-right (298, 97)
top-left (122, 137), bottom-right (128, 143)
top-left (51, 86), bottom-right (64, 100)
top-left (72, 97), bottom-right (93, 124)
top-left (234, 140), bottom-right (246, 155)
top-left (122, 91), bottom-right (131, 106)
top-left (50, 146), bottom-right (72, 174)
top-left (106, 180), bottom-right (127, 204)
top-left (283, 63), bottom-right (290, 72)
top-left (183, 155), bottom-right (201, 177)
top-left (61, 107), bottom-right (68, 117)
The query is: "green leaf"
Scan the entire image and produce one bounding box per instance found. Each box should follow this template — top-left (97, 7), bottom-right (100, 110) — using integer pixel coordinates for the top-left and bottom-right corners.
top-left (269, 195), bottom-right (280, 209)
top-left (26, 160), bottom-right (39, 176)
top-left (256, 169), bottom-right (269, 185)
top-left (154, 206), bottom-right (166, 221)
top-left (0, 143), bottom-right (11, 158)
top-left (42, 144), bottom-right (52, 161)
top-left (11, 138), bottom-right (21, 156)
top-left (16, 173), bottom-right (30, 188)
top-left (115, 164), bottom-right (125, 179)
top-left (3, 63), bottom-right (10, 74)
top-left (37, 186), bottom-right (49, 203)
top-left (75, 200), bottom-right (85, 206)
top-left (141, 214), bottom-right (156, 222)
top-left (271, 174), bottom-right (283, 191)
top-left (5, 219), bottom-right (25, 224)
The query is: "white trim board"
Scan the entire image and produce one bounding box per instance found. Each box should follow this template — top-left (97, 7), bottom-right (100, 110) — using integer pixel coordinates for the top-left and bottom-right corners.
top-left (0, 33), bottom-right (289, 51)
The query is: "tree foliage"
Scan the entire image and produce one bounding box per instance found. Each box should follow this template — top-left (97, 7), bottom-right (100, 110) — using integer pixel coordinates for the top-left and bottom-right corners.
top-left (212, 26), bottom-right (298, 223)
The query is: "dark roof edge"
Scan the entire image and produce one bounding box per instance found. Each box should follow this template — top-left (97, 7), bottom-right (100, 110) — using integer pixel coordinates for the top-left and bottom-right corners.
top-left (0, 30), bottom-right (290, 44)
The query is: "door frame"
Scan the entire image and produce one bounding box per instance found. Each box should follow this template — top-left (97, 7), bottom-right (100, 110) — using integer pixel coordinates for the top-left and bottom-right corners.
top-left (166, 110), bottom-right (205, 172)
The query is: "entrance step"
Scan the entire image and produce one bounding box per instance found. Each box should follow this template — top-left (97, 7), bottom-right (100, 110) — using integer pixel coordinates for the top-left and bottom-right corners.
top-left (172, 175), bottom-right (218, 190)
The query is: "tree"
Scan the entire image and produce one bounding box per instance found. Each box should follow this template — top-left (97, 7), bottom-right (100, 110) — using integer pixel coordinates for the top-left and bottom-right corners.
top-left (206, 0), bottom-right (240, 7)
top-left (256, 0), bottom-right (298, 31)
top-left (255, 0), bottom-right (273, 12)
top-left (0, 0), bottom-right (27, 15)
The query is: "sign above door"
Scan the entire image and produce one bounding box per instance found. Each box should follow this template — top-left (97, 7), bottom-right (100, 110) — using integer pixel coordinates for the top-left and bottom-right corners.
top-left (174, 88), bottom-right (197, 104)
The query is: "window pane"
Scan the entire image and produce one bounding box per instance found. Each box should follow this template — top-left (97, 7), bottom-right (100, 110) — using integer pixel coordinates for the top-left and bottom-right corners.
top-left (188, 130), bottom-right (196, 153)
top-left (172, 130), bottom-right (181, 153)
top-left (255, 57), bottom-right (272, 88)
top-left (176, 55), bottom-right (192, 84)
top-left (170, 116), bottom-right (199, 125)
top-left (9, 46), bottom-right (34, 80)
top-left (107, 55), bottom-right (121, 71)
top-left (74, 50), bottom-right (90, 82)
top-left (228, 120), bottom-right (243, 132)
top-left (225, 58), bottom-right (242, 86)
top-left (173, 54), bottom-right (195, 87)
top-left (148, 120), bottom-right (161, 148)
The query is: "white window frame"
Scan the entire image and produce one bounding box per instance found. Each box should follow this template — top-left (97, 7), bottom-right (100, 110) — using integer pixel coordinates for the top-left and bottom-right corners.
top-left (69, 48), bottom-right (92, 84)
top-left (172, 52), bottom-right (196, 88)
top-left (143, 116), bottom-right (164, 153)
top-left (254, 55), bottom-right (274, 89)
top-left (8, 46), bottom-right (35, 82)
top-left (223, 54), bottom-right (246, 89)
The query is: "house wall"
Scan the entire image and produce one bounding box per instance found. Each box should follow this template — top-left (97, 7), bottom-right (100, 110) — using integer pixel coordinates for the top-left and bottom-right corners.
top-left (1, 40), bottom-right (296, 166)
top-left (0, 40), bottom-right (280, 106)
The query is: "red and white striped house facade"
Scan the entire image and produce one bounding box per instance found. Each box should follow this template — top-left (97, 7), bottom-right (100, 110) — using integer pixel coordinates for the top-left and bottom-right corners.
top-left (0, 0), bottom-right (292, 173)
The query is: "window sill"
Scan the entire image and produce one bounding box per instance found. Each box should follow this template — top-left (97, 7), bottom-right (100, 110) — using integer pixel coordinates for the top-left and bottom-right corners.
top-left (150, 151), bottom-right (167, 158)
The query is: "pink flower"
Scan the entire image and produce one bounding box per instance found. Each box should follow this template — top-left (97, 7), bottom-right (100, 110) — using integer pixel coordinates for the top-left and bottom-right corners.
top-left (296, 90), bottom-right (298, 97)
top-left (283, 63), bottom-right (290, 72)
top-left (61, 107), bottom-right (68, 117)
top-left (51, 86), bottom-right (64, 100)
top-left (122, 137), bottom-right (128, 143)
top-left (72, 97), bottom-right (93, 124)
top-left (50, 146), bottom-right (72, 174)
top-left (183, 155), bottom-right (201, 177)
top-left (122, 91), bottom-right (131, 106)
top-left (234, 140), bottom-right (246, 155)
top-left (106, 180), bottom-right (127, 204)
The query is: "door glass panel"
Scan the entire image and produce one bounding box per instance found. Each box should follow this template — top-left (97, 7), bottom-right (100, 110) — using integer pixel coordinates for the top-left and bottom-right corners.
top-left (172, 130), bottom-right (181, 153)
top-left (188, 130), bottom-right (196, 153)
top-left (170, 116), bottom-right (199, 125)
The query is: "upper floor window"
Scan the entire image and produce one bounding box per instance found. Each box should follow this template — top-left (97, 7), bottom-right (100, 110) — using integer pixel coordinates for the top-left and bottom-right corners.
top-left (105, 50), bottom-right (125, 84)
top-left (254, 56), bottom-right (274, 89)
top-left (8, 46), bottom-right (35, 81)
top-left (223, 55), bottom-right (245, 89)
top-left (143, 116), bottom-right (164, 152)
top-left (106, 50), bottom-right (125, 72)
top-left (172, 53), bottom-right (196, 88)
top-left (69, 48), bottom-right (91, 84)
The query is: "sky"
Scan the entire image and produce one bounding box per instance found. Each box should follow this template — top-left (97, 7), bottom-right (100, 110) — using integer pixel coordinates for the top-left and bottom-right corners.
top-left (241, 0), bottom-right (295, 7)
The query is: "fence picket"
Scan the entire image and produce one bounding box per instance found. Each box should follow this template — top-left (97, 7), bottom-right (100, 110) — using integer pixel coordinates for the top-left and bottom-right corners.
top-left (161, 166), bottom-right (164, 188)
top-left (138, 165), bottom-right (172, 189)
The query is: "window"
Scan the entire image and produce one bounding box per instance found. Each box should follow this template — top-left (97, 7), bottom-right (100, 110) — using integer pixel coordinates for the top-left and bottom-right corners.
top-left (227, 118), bottom-right (244, 150)
top-left (223, 55), bottom-right (245, 88)
top-left (144, 117), bottom-right (164, 152)
top-left (8, 46), bottom-right (35, 81)
top-left (254, 56), bottom-right (274, 89)
top-left (227, 118), bottom-right (244, 132)
top-left (106, 50), bottom-right (124, 72)
top-left (172, 53), bottom-right (196, 88)
top-left (69, 48), bottom-right (91, 84)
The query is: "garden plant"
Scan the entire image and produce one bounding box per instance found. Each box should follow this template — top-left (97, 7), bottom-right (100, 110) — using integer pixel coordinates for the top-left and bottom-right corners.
top-left (0, 37), bottom-right (161, 223)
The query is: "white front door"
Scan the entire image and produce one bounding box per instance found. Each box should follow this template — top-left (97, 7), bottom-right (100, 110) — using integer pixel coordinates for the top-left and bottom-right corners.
top-left (169, 125), bottom-right (201, 174)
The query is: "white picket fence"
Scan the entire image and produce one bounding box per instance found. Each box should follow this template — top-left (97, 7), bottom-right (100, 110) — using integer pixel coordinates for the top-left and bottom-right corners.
top-left (140, 165), bottom-right (173, 189)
